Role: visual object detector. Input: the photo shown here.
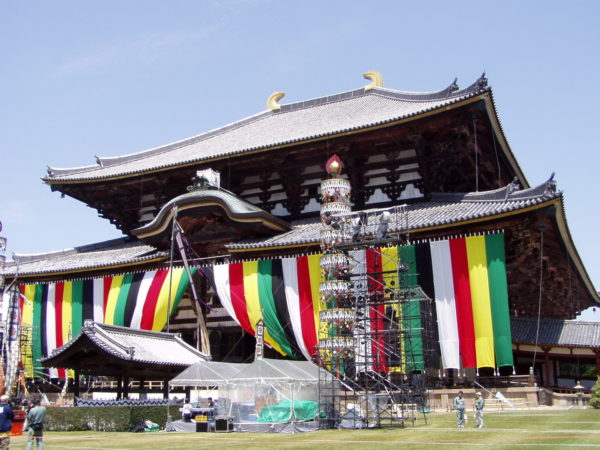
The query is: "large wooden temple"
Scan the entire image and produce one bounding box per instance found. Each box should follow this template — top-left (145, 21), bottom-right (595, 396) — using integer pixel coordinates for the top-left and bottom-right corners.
top-left (2, 72), bottom-right (599, 397)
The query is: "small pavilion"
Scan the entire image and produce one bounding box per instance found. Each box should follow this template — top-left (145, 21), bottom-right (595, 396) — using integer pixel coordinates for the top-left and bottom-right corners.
top-left (41, 320), bottom-right (208, 399)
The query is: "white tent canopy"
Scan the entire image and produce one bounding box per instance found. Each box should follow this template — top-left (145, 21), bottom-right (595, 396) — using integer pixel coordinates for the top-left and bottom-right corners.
top-left (169, 358), bottom-right (340, 432)
top-left (229, 359), bottom-right (332, 383)
top-left (169, 360), bottom-right (245, 387)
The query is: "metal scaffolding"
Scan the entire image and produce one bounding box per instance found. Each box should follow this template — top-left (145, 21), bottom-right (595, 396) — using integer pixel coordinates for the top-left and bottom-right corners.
top-left (317, 205), bottom-right (436, 429)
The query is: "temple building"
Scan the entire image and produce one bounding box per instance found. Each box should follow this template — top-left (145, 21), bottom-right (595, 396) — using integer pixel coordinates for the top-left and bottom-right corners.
top-left (1, 72), bottom-right (599, 398)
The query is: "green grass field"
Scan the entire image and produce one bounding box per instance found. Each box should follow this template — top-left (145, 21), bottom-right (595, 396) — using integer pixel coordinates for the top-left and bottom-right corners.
top-left (9, 409), bottom-right (600, 449)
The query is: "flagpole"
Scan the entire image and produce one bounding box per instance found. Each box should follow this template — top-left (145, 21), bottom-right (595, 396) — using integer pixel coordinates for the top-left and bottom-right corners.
top-left (167, 207), bottom-right (178, 333)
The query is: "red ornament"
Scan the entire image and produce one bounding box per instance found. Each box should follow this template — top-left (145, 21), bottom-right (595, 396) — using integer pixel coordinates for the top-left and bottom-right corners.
top-left (325, 154), bottom-right (343, 175)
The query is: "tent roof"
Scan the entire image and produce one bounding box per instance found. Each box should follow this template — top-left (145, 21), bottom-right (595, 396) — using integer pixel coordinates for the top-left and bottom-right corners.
top-left (170, 358), bottom-right (337, 387)
top-left (169, 360), bottom-right (245, 387)
top-left (230, 358), bottom-right (333, 383)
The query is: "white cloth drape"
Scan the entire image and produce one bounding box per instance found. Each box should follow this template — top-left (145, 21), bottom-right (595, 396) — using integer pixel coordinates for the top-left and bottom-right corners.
top-left (430, 240), bottom-right (460, 369)
top-left (281, 258), bottom-right (311, 361)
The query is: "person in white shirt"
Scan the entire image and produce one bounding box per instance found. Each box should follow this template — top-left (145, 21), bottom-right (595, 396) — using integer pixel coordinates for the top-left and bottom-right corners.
top-left (182, 399), bottom-right (192, 422)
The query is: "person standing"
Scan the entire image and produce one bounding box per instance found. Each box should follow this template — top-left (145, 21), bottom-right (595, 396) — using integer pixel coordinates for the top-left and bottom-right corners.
top-left (26, 397), bottom-right (46, 450)
top-left (182, 399), bottom-right (192, 422)
top-left (0, 395), bottom-right (14, 450)
top-left (453, 390), bottom-right (465, 428)
top-left (474, 391), bottom-right (485, 428)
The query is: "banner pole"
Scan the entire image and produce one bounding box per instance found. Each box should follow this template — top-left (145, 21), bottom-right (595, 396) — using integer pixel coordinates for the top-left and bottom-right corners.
top-left (167, 207), bottom-right (178, 333)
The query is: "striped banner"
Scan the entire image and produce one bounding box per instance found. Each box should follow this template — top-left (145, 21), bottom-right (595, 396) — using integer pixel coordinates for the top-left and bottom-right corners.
top-left (18, 268), bottom-right (193, 378)
top-left (430, 233), bottom-right (514, 369)
top-left (212, 256), bottom-right (322, 361)
top-left (398, 244), bottom-right (425, 372)
top-left (209, 234), bottom-right (511, 370)
top-left (366, 248), bottom-right (387, 372)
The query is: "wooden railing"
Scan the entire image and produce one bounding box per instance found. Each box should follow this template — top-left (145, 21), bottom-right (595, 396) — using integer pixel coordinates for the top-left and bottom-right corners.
top-left (89, 380), bottom-right (165, 390)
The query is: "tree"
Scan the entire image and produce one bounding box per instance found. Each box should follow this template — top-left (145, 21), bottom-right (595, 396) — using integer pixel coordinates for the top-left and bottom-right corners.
top-left (590, 376), bottom-right (600, 409)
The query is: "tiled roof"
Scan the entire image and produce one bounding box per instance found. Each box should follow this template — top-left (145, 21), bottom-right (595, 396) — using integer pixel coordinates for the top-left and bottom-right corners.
top-left (1, 238), bottom-right (166, 277)
top-left (132, 187), bottom-right (290, 241)
top-left (227, 180), bottom-right (560, 250)
top-left (511, 317), bottom-right (600, 348)
top-left (0, 181), bottom-right (560, 277)
top-left (44, 76), bottom-right (489, 182)
top-left (43, 320), bottom-right (208, 366)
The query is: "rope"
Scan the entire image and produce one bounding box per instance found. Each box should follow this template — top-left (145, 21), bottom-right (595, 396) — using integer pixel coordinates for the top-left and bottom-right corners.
top-left (474, 119), bottom-right (479, 192)
top-left (531, 223), bottom-right (545, 373)
top-left (492, 133), bottom-right (501, 187)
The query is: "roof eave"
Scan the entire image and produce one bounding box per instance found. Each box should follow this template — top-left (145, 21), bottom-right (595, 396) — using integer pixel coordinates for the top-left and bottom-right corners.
top-left (4, 254), bottom-right (169, 280)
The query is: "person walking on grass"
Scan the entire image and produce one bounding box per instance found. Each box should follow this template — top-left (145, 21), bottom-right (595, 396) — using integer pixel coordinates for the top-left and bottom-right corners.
top-left (453, 390), bottom-right (465, 428)
top-left (26, 397), bottom-right (46, 450)
top-left (0, 395), bottom-right (14, 449)
top-left (474, 391), bottom-right (485, 428)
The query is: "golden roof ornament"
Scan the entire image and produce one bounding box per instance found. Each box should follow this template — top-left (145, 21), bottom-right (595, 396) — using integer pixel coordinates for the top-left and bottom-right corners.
top-left (267, 91), bottom-right (285, 111)
top-left (363, 70), bottom-right (384, 91)
top-left (325, 154), bottom-right (343, 176)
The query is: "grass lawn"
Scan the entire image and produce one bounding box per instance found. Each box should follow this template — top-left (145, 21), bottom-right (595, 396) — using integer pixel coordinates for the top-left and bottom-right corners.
top-left (9, 408), bottom-right (600, 449)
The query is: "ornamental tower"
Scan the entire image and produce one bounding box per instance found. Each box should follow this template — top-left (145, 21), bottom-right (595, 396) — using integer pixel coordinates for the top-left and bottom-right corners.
top-left (318, 155), bottom-right (355, 374)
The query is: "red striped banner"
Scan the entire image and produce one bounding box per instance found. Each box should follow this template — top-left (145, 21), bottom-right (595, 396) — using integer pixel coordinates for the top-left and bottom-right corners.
top-left (18, 267), bottom-right (193, 379)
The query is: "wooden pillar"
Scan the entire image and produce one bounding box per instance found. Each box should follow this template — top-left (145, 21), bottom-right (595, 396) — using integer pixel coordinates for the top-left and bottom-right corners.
top-left (123, 376), bottom-right (130, 399)
top-left (544, 351), bottom-right (552, 388)
top-left (163, 378), bottom-right (169, 399)
top-left (595, 351), bottom-right (600, 376)
top-left (74, 369), bottom-right (80, 398)
top-left (139, 377), bottom-right (146, 400)
top-left (116, 376), bottom-right (123, 400)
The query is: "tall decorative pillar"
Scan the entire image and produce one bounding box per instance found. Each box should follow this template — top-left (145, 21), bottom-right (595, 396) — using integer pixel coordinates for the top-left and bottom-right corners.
top-left (318, 155), bottom-right (355, 375)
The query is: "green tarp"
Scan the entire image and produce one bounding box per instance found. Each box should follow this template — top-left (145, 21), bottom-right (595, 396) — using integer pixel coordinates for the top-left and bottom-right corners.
top-left (257, 399), bottom-right (318, 423)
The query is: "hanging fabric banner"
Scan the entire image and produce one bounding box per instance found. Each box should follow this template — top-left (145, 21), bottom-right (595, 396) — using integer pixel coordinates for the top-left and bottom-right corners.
top-left (380, 246), bottom-right (400, 372)
top-left (18, 267), bottom-right (193, 378)
top-left (208, 233), bottom-right (511, 369)
top-left (397, 244), bottom-right (425, 372)
top-left (485, 233), bottom-right (514, 368)
top-left (449, 237), bottom-right (478, 368)
top-left (466, 235), bottom-right (496, 369)
top-left (430, 240), bottom-right (461, 369)
top-left (366, 248), bottom-right (387, 373)
top-left (428, 233), bottom-right (513, 369)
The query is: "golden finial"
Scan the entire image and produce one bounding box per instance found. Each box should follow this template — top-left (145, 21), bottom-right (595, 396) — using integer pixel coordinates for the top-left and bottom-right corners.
top-left (363, 70), bottom-right (384, 91)
top-left (325, 154), bottom-right (343, 176)
top-left (267, 91), bottom-right (285, 111)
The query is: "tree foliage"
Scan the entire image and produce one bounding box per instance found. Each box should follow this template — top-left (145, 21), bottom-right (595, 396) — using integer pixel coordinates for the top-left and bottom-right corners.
top-left (590, 376), bottom-right (600, 409)
top-left (45, 404), bottom-right (176, 431)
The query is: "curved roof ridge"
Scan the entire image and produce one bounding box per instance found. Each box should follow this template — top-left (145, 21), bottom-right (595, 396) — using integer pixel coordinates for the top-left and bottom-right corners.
top-left (277, 75), bottom-right (487, 113)
top-left (430, 174), bottom-right (558, 203)
top-left (371, 74), bottom-right (488, 102)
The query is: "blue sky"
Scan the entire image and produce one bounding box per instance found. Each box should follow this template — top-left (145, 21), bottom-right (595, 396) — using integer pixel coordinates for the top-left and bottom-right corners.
top-left (1, 1), bottom-right (599, 320)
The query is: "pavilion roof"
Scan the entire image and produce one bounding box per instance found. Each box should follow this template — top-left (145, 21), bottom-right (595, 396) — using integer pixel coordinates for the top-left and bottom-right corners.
top-left (44, 74), bottom-right (524, 184)
top-left (511, 317), bottom-right (600, 348)
top-left (41, 320), bottom-right (208, 377)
